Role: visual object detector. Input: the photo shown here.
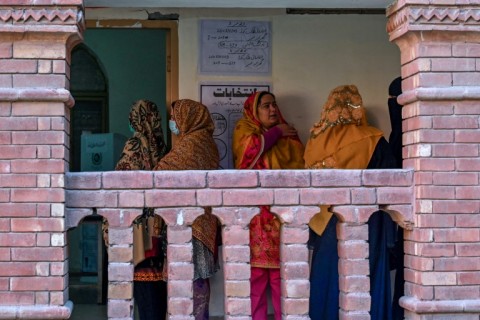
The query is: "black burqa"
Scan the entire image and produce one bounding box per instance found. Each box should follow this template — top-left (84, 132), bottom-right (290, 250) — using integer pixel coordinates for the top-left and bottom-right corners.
top-left (388, 76), bottom-right (405, 320)
top-left (388, 77), bottom-right (403, 169)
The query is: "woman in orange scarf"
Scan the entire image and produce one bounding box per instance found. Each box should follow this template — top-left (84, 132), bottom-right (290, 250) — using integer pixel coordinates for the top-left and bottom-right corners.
top-left (304, 85), bottom-right (397, 320)
top-left (154, 99), bottom-right (220, 320)
top-left (232, 91), bottom-right (305, 320)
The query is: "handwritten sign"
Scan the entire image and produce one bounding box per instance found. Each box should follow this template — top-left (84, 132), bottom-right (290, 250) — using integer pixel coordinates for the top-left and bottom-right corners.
top-left (201, 84), bottom-right (271, 169)
top-left (200, 20), bottom-right (271, 75)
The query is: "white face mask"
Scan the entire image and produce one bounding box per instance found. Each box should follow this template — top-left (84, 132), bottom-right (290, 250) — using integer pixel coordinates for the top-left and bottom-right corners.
top-left (169, 119), bottom-right (180, 135)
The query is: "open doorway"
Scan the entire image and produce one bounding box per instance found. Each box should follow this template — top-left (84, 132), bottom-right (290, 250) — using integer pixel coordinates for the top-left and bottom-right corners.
top-left (68, 19), bottom-right (179, 319)
top-left (70, 20), bottom-right (179, 172)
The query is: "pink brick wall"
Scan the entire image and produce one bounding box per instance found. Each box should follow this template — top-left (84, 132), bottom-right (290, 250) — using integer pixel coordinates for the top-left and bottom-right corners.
top-left (0, 1), bottom-right (82, 319)
top-left (65, 170), bottom-right (414, 319)
top-left (387, 1), bottom-right (480, 319)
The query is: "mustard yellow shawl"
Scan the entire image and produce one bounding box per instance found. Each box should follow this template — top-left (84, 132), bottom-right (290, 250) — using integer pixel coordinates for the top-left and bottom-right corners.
top-left (305, 85), bottom-right (383, 236)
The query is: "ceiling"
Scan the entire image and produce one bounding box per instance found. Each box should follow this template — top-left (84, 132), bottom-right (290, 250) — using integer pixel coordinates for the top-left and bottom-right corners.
top-left (84, 0), bottom-right (394, 9)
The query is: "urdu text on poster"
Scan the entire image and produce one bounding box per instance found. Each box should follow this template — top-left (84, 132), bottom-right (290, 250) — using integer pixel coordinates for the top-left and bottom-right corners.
top-left (201, 84), bottom-right (271, 169)
top-left (200, 19), bottom-right (271, 75)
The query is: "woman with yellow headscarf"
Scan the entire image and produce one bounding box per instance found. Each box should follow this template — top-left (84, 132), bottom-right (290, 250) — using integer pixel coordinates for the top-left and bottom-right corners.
top-left (233, 91), bottom-right (304, 320)
top-left (304, 85), bottom-right (397, 320)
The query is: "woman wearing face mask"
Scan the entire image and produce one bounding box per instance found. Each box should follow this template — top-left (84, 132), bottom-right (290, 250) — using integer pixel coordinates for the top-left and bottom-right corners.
top-left (154, 99), bottom-right (220, 320)
top-left (157, 99), bottom-right (219, 170)
top-left (232, 91), bottom-right (305, 320)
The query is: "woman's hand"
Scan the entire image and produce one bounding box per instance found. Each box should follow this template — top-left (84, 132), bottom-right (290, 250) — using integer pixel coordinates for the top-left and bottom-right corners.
top-left (276, 123), bottom-right (298, 137)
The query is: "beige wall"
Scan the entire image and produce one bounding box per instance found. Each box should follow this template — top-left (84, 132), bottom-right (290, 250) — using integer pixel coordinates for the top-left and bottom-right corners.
top-left (178, 9), bottom-right (401, 143)
top-left (86, 8), bottom-right (400, 144)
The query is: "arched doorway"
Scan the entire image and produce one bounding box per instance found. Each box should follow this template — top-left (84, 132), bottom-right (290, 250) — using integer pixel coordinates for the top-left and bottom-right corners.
top-left (70, 44), bottom-right (109, 172)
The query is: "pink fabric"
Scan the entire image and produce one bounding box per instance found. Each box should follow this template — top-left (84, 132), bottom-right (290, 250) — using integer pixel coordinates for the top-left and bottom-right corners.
top-left (262, 126), bottom-right (283, 152)
top-left (250, 267), bottom-right (281, 320)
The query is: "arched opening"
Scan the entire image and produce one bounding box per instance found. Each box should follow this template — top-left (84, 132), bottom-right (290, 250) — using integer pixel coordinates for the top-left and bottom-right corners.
top-left (130, 209), bottom-right (168, 320)
top-left (307, 205), bottom-right (341, 319)
top-left (247, 208), bottom-right (283, 319)
top-left (68, 213), bottom-right (108, 316)
top-left (367, 210), bottom-right (403, 320)
top-left (191, 207), bottom-right (222, 318)
top-left (70, 44), bottom-right (109, 172)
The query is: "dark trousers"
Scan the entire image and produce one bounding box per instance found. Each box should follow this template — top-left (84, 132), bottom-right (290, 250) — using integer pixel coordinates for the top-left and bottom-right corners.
top-left (134, 280), bottom-right (167, 320)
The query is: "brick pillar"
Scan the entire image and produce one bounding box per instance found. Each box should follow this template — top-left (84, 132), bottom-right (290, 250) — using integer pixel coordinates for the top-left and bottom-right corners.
top-left (0, 1), bottom-right (83, 319)
top-left (159, 207), bottom-right (204, 320)
top-left (387, 1), bottom-right (480, 318)
top-left (272, 205), bottom-right (318, 319)
top-left (99, 208), bottom-right (137, 320)
top-left (332, 205), bottom-right (379, 320)
top-left (214, 207), bottom-right (258, 319)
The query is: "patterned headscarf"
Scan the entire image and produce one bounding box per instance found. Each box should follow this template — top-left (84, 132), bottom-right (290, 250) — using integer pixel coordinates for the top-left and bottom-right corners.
top-left (116, 100), bottom-right (168, 170)
top-left (109, 100), bottom-right (167, 270)
top-left (304, 85), bottom-right (383, 170)
top-left (154, 99), bottom-right (219, 170)
top-left (305, 85), bottom-right (384, 236)
top-left (232, 91), bottom-right (305, 170)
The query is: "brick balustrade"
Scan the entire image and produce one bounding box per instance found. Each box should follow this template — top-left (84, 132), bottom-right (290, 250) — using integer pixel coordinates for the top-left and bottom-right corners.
top-left (65, 169), bottom-right (414, 319)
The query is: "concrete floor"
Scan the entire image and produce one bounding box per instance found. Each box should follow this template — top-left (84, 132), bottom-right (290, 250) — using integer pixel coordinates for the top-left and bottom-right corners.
top-left (69, 304), bottom-right (239, 319)
top-left (69, 304), bottom-right (272, 319)
top-left (70, 304), bottom-right (107, 320)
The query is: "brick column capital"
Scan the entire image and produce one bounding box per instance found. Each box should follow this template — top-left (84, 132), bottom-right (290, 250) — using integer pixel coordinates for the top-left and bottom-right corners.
top-left (0, 2), bottom-right (84, 35)
top-left (387, 1), bottom-right (480, 43)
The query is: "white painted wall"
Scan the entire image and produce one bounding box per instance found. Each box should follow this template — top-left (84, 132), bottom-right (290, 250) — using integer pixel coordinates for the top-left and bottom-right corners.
top-left (85, 7), bottom-right (401, 317)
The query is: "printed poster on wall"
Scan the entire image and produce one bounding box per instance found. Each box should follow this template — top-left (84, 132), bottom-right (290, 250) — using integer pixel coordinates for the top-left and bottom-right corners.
top-left (199, 19), bottom-right (271, 75)
top-left (201, 84), bottom-right (271, 169)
